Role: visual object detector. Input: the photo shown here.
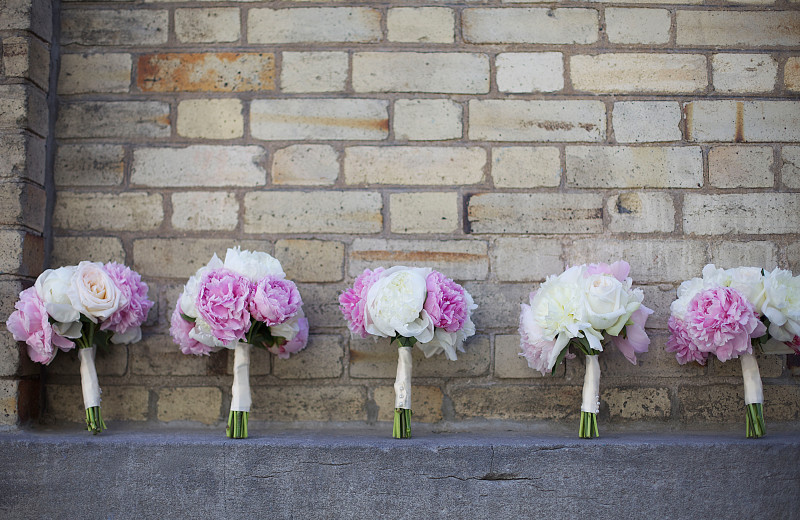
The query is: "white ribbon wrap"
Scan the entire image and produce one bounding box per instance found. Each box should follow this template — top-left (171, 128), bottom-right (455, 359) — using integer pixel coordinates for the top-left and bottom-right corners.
top-left (78, 347), bottom-right (101, 409)
top-left (740, 352), bottom-right (764, 406)
top-left (581, 355), bottom-right (601, 414)
top-left (394, 347), bottom-right (413, 409)
top-left (230, 343), bottom-right (252, 412)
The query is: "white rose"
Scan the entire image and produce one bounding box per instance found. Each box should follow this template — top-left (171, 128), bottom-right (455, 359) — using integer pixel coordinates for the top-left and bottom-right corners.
top-left (364, 267), bottom-right (434, 343)
top-left (270, 308), bottom-right (304, 342)
top-left (224, 247), bottom-right (284, 282)
top-left (581, 274), bottom-right (640, 334)
top-left (35, 266), bottom-right (80, 327)
top-left (180, 254), bottom-right (223, 318)
top-left (670, 277), bottom-right (704, 320)
top-left (762, 268), bottom-right (800, 342)
top-left (727, 267), bottom-right (766, 311)
top-left (67, 261), bottom-right (125, 323)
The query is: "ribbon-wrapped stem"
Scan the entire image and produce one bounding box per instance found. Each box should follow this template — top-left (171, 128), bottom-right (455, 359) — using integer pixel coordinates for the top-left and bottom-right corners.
top-left (579, 354), bottom-right (600, 439)
top-left (741, 353), bottom-right (765, 439)
top-left (393, 346), bottom-right (413, 439)
top-left (226, 343), bottom-right (252, 439)
top-left (78, 346), bottom-right (105, 434)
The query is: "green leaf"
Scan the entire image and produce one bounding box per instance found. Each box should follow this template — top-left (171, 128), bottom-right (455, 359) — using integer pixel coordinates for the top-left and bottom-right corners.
top-left (551, 346), bottom-right (570, 376)
top-left (180, 313), bottom-right (196, 323)
top-left (394, 335), bottom-right (417, 348)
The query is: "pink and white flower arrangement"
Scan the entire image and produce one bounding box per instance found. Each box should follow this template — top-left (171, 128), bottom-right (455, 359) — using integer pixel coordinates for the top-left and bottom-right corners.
top-left (518, 261), bottom-right (652, 438)
top-left (170, 247), bottom-right (308, 439)
top-left (666, 264), bottom-right (800, 438)
top-left (340, 266), bottom-right (476, 438)
top-left (6, 261), bottom-right (153, 433)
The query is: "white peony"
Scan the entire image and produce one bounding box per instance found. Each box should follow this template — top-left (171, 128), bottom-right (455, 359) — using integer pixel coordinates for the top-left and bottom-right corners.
top-left (727, 266), bottom-right (766, 311)
top-left (580, 273), bottom-right (640, 334)
top-left (670, 277), bottom-right (704, 320)
top-left (701, 264), bottom-right (732, 287)
top-left (224, 247), bottom-right (284, 282)
top-left (34, 266), bottom-right (82, 337)
top-left (271, 308), bottom-right (304, 342)
top-left (189, 317), bottom-right (230, 348)
top-left (364, 267), bottom-right (434, 343)
top-left (180, 254), bottom-right (223, 318)
top-left (67, 261), bottom-right (126, 322)
top-left (761, 268), bottom-right (800, 342)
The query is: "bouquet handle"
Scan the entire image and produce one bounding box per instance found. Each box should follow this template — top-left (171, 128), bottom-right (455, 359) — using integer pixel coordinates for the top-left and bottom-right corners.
top-left (741, 353), bottom-right (765, 438)
top-left (393, 346), bottom-right (413, 439)
top-left (78, 346), bottom-right (105, 434)
top-left (580, 354), bottom-right (600, 439)
top-left (227, 343), bottom-right (252, 439)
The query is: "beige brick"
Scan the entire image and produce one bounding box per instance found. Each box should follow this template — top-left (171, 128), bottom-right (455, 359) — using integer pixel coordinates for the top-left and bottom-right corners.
top-left (0, 131), bottom-right (45, 184)
top-left (607, 192), bottom-right (676, 233)
top-left (678, 385), bottom-right (741, 423)
top-left (225, 346), bottom-right (271, 377)
top-left (58, 53), bottom-right (131, 94)
top-left (297, 283), bottom-right (349, 329)
top-left (250, 99), bottom-right (388, 140)
top-left (177, 99), bottom-right (243, 139)
top-left (491, 147), bottom-right (561, 188)
top-left (132, 146), bottom-right (266, 187)
top-left (495, 334), bottom-right (554, 379)
top-left (677, 11), bottom-right (800, 47)
top-left (790, 242), bottom-right (800, 273)
top-left (157, 387), bottom-right (221, 424)
top-left (46, 384), bottom-right (149, 423)
top-left (712, 54), bottom-right (777, 94)
top-left (251, 385), bottom-right (366, 421)
top-left (0, 84), bottom-right (47, 136)
top-left (273, 335), bottom-right (344, 379)
top-left (469, 100), bottom-right (605, 142)
top-left (451, 384), bottom-right (581, 420)
top-left (0, 380), bottom-right (19, 426)
top-left (495, 52), bottom-right (563, 93)
top-left (709, 241), bottom-right (778, 270)
top-left (783, 146), bottom-right (800, 189)
top-left (567, 239), bottom-right (707, 283)
top-left (374, 385), bottom-right (443, 423)
top-left (274, 239), bottom-right (344, 282)
top-left (245, 191), bottom-right (382, 234)
top-left (272, 145), bottom-right (339, 186)
top-left (566, 146), bottom-right (703, 188)
top-left (709, 351), bottom-right (783, 379)
top-left (0, 182), bottom-right (45, 231)
top-left (345, 146), bottom-right (484, 185)
top-left (684, 193), bottom-right (800, 235)
top-left (463, 282), bottom-right (538, 330)
top-left (61, 9), bottom-right (167, 46)
top-left (596, 333), bottom-right (706, 379)
top-left (349, 238), bottom-right (489, 281)
top-left (280, 52), bottom-right (347, 93)
top-left (349, 335), bottom-right (490, 378)
top-left (763, 385), bottom-right (800, 422)
top-left (742, 101), bottom-right (800, 142)
top-left (2, 35), bottom-right (49, 89)
top-left (390, 192), bottom-right (459, 234)
top-left (393, 99), bottom-right (462, 141)
top-left (50, 236), bottom-right (125, 266)
top-left (786, 57), bottom-right (800, 91)
top-left (138, 53), bottom-right (275, 92)
top-left (491, 238), bottom-right (563, 282)
top-left (171, 192), bottom-right (238, 231)
top-left (133, 238), bottom-right (270, 278)
top-left (605, 8), bottom-right (670, 44)
top-left (131, 335), bottom-right (212, 376)
top-left (387, 7), bottom-right (454, 43)
top-left (57, 102), bottom-right (170, 139)
top-left (175, 8), bottom-right (240, 43)
top-left (708, 146), bottom-right (774, 188)
top-left (603, 387), bottom-right (671, 420)
top-left (353, 52), bottom-right (489, 94)
top-left (463, 8), bottom-right (598, 44)
top-left (613, 102), bottom-right (682, 143)
top-left (0, 230), bottom-right (43, 277)
top-left (571, 54), bottom-right (707, 94)
top-left (248, 8), bottom-right (381, 43)
top-left (468, 193), bottom-right (603, 234)
top-left (54, 192), bottom-right (163, 232)
top-left (55, 144), bottom-right (124, 187)
top-left (639, 286), bottom-right (676, 331)
top-left (47, 346), bottom-right (128, 376)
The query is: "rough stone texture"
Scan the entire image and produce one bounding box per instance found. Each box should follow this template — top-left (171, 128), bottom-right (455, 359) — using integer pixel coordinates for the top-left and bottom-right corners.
top-left (389, 192), bottom-right (459, 234)
top-left (58, 53), bottom-right (131, 94)
top-left (250, 386), bottom-right (366, 421)
top-left (787, 58), bottom-right (800, 91)
top-left (50, 236), bottom-right (125, 266)
top-left (280, 52), bottom-right (347, 93)
top-left (676, 11), bottom-right (800, 47)
top-left (468, 193), bottom-right (604, 234)
top-left (138, 53), bottom-right (275, 92)
top-left (612, 102), bottom-right (682, 143)
top-left (684, 193), bottom-right (800, 235)
top-left (248, 8), bottom-right (381, 44)
top-left (53, 192), bottom-right (164, 232)
top-left (54, 144), bottom-right (124, 186)
top-left (469, 100), bottom-right (605, 142)
top-left (344, 146), bottom-right (484, 185)
top-left (783, 146), bottom-right (800, 189)
top-left (387, 8), bottom-right (454, 44)
top-left (133, 239), bottom-right (271, 278)
top-left (132, 146), bottom-right (266, 187)
top-left (177, 99), bottom-right (244, 139)
top-left (606, 192), bottom-right (676, 233)
top-left (157, 387), bottom-right (221, 424)
top-left (571, 54), bottom-right (707, 93)
top-left (709, 241), bottom-right (778, 270)
top-left (0, 84), bottom-right (47, 136)
top-left (0, 131), bottom-right (45, 184)
top-left (3, 35), bottom-right (50, 89)
top-left (271, 145), bottom-right (339, 186)
top-left (353, 52), bottom-right (489, 94)
top-left (708, 146), bottom-right (774, 188)
top-left (687, 99), bottom-right (800, 142)
top-left (712, 54), bottom-right (777, 93)
top-left (393, 99), bottom-right (462, 141)
top-left (171, 192), bottom-right (239, 231)
top-left (44, 385), bottom-right (149, 422)
top-left (566, 146), bottom-right (703, 188)
top-left (61, 9), bottom-right (168, 46)
top-left (175, 8), bottom-right (240, 43)
top-left (273, 335), bottom-right (344, 379)
top-left (491, 238), bottom-right (563, 282)
top-left (495, 52), bottom-right (563, 93)
top-left (605, 8), bottom-right (670, 44)
top-left (56, 101), bottom-right (170, 138)
top-left (495, 334), bottom-right (546, 379)
top-left (463, 8), bottom-right (599, 44)
top-left (374, 385), bottom-right (443, 422)
top-left (603, 387), bottom-right (671, 420)
top-left (349, 239), bottom-right (488, 281)
top-left (491, 147), bottom-right (560, 188)
top-left (274, 239), bottom-right (344, 282)
top-left (251, 99), bottom-right (388, 141)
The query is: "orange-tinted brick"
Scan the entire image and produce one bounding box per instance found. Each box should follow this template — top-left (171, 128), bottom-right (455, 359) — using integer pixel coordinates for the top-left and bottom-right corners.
top-left (137, 53), bottom-right (275, 92)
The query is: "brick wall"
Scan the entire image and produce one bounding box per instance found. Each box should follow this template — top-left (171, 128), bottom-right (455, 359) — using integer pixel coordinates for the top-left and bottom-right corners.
top-left (40, 1), bottom-right (800, 427)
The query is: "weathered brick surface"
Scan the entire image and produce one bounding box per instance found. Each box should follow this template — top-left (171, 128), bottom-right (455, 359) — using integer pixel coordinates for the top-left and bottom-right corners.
top-left (0, 84), bottom-right (47, 136)
top-left (783, 146), bottom-right (800, 189)
top-left (571, 54), bottom-right (707, 94)
top-left (495, 334), bottom-right (553, 379)
top-left (133, 238), bottom-right (271, 279)
top-left (676, 11), bottom-right (800, 47)
top-left (452, 385), bottom-right (582, 420)
top-left (157, 387), bottom-right (221, 425)
top-left (177, 99), bottom-right (243, 140)
top-left (708, 146), bottom-right (774, 188)
top-left (606, 192), bottom-right (676, 233)
top-left (250, 386), bottom-right (366, 421)
top-left (280, 52), bottom-right (347, 93)
top-left (605, 8), bottom-right (670, 45)
top-left (273, 335), bottom-right (344, 379)
top-left (786, 58), bottom-right (800, 91)
top-left (684, 193), bottom-right (800, 235)
top-left (54, 192), bottom-right (163, 232)
top-left (387, 8), bottom-right (454, 44)
top-left (271, 145), bottom-right (339, 186)
top-left (0, 131), bottom-right (45, 184)
top-left (251, 99), bottom-right (388, 141)
top-left (709, 241), bottom-right (778, 270)
top-left (46, 384), bottom-right (149, 423)
top-left (138, 53), bottom-right (275, 92)
top-left (463, 8), bottom-right (598, 44)
top-left (491, 238), bottom-right (563, 282)
top-left (389, 192), bottom-right (459, 234)
top-left (55, 144), bottom-right (124, 187)
top-left (274, 239), bottom-right (344, 282)
top-left (603, 388), bottom-right (671, 420)
top-left (50, 236), bottom-right (125, 266)
top-left (171, 192), bottom-right (239, 231)
top-left (393, 99), bottom-right (462, 141)
top-left (566, 146), bottom-right (703, 188)
top-left (468, 193), bottom-right (604, 234)
top-left (712, 54), bottom-right (777, 94)
top-left (495, 53), bottom-right (563, 93)
top-left (353, 52), bottom-right (489, 94)
top-left (612, 102), bottom-right (682, 143)
top-left (491, 147), bottom-right (561, 188)
top-left (132, 146), bottom-right (266, 187)
top-left (175, 8), bottom-right (240, 43)
top-left (248, 8), bottom-right (381, 44)
top-left (349, 239), bottom-right (488, 281)
top-left (469, 100), bottom-right (605, 142)
top-left (344, 146), bottom-right (484, 185)
top-left (687, 101), bottom-right (800, 142)
top-left (58, 53), bottom-right (131, 94)
top-left (57, 101), bottom-right (170, 139)
top-left (0, 181), bottom-right (45, 231)
top-left (374, 385), bottom-right (443, 423)
top-left (3, 35), bottom-right (50, 89)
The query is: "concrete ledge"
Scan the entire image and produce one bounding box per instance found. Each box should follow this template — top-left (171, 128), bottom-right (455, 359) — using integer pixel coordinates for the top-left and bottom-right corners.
top-left (1, 427), bottom-right (799, 519)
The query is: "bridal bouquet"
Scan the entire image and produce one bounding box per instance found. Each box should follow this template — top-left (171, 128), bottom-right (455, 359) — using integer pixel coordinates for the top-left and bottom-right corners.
top-left (666, 264), bottom-right (799, 438)
top-left (6, 261), bottom-right (153, 433)
top-left (170, 247), bottom-right (308, 438)
top-left (519, 261), bottom-right (652, 438)
top-left (340, 266), bottom-right (476, 438)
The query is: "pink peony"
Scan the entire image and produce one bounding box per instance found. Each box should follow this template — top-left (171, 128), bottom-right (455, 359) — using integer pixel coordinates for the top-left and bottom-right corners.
top-left (424, 271), bottom-right (468, 333)
top-left (612, 304), bottom-right (653, 365)
top-left (339, 268), bottom-right (384, 338)
top-left (196, 268), bottom-right (252, 344)
top-left (269, 317), bottom-right (309, 359)
top-left (101, 262), bottom-right (154, 334)
top-left (249, 276), bottom-right (302, 326)
top-left (586, 260), bottom-right (631, 283)
top-left (6, 287), bottom-right (74, 364)
top-left (519, 300), bottom-right (562, 375)
top-left (170, 298), bottom-right (213, 356)
top-left (684, 287), bottom-right (766, 363)
top-left (666, 316), bottom-right (708, 365)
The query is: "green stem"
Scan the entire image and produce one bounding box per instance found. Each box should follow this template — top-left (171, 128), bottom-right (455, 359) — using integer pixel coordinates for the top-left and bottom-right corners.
top-left (226, 410), bottom-right (249, 439)
top-left (745, 403), bottom-right (765, 439)
top-left (85, 406), bottom-right (106, 435)
top-left (393, 409), bottom-right (412, 439)
top-left (579, 411), bottom-right (598, 439)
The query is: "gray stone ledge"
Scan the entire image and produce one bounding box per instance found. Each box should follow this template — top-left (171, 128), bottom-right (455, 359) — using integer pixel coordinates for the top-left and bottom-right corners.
top-left (1, 427), bottom-right (799, 519)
